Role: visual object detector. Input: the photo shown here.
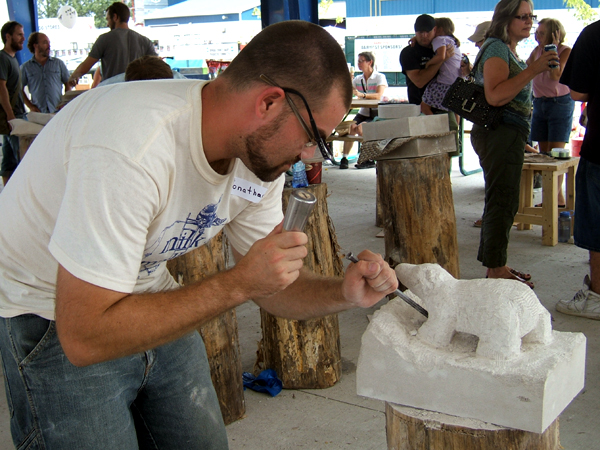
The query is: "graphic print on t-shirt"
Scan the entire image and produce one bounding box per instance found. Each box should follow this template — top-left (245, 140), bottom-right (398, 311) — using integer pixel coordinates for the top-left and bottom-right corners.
top-left (140, 199), bottom-right (226, 276)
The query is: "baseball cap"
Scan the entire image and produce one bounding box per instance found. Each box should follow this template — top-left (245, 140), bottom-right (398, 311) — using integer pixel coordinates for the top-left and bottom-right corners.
top-left (414, 15), bottom-right (435, 33)
top-left (468, 21), bottom-right (492, 43)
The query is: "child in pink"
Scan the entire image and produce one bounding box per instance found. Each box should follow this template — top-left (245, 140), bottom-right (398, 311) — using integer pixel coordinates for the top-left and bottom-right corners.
top-left (421, 17), bottom-right (463, 114)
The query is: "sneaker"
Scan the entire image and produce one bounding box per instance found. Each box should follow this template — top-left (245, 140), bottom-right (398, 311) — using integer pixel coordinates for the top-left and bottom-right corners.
top-left (339, 156), bottom-right (348, 170)
top-left (355, 160), bottom-right (376, 169)
top-left (556, 275), bottom-right (600, 319)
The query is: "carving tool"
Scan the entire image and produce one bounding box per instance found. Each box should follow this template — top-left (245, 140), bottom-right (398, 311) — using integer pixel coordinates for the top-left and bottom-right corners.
top-left (344, 252), bottom-right (429, 318)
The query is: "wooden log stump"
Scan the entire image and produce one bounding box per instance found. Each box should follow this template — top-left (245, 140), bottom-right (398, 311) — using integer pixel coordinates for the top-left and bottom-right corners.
top-left (377, 154), bottom-right (460, 278)
top-left (167, 231), bottom-right (245, 425)
top-left (386, 403), bottom-right (560, 450)
top-left (256, 183), bottom-right (344, 389)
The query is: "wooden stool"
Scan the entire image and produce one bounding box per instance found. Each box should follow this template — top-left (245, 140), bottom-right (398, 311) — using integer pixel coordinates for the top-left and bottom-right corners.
top-left (167, 232), bottom-right (245, 425)
top-left (385, 403), bottom-right (560, 450)
top-left (257, 183), bottom-right (344, 389)
top-left (514, 157), bottom-right (579, 246)
top-left (376, 153), bottom-right (460, 278)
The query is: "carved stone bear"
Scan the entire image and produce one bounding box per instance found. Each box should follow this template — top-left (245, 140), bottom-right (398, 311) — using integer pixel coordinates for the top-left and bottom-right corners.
top-left (395, 263), bottom-right (553, 360)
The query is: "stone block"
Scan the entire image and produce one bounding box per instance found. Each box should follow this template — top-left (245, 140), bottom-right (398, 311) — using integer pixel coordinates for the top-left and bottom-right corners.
top-left (375, 134), bottom-right (456, 160)
top-left (362, 114), bottom-right (449, 141)
top-left (356, 297), bottom-right (586, 433)
top-left (378, 104), bottom-right (421, 119)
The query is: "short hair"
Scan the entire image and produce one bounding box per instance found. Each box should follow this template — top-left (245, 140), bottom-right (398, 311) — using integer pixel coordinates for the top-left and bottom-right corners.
top-left (487, 0), bottom-right (534, 45)
top-left (125, 55), bottom-right (173, 81)
top-left (358, 51), bottom-right (375, 66)
top-left (538, 18), bottom-right (566, 45)
top-left (1, 21), bottom-right (22, 45)
top-left (220, 20), bottom-right (352, 112)
top-left (106, 2), bottom-right (130, 23)
top-left (435, 17), bottom-right (461, 47)
top-left (27, 32), bottom-right (43, 53)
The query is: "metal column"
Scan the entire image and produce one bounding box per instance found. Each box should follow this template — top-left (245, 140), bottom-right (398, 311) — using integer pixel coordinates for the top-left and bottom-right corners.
top-left (261, 0), bottom-right (318, 28)
top-left (5, 0), bottom-right (37, 63)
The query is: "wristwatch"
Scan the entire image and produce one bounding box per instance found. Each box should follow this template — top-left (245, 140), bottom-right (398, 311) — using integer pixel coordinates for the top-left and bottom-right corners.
top-left (363, 93), bottom-right (367, 99)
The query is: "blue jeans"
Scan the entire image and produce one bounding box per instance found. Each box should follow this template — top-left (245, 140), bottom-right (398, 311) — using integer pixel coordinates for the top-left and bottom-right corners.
top-left (0, 314), bottom-right (228, 449)
top-left (530, 94), bottom-right (575, 143)
top-left (0, 134), bottom-right (20, 176)
top-left (574, 157), bottom-right (600, 252)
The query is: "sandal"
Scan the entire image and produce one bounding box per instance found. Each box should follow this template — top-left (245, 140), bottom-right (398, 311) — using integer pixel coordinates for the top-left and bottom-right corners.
top-left (486, 271), bottom-right (535, 290)
top-left (473, 218), bottom-right (482, 228)
top-left (509, 268), bottom-right (532, 281)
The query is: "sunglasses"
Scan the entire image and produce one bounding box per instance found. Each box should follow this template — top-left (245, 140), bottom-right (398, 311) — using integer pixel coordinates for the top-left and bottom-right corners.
top-left (259, 74), bottom-right (334, 162)
top-left (514, 13), bottom-right (537, 22)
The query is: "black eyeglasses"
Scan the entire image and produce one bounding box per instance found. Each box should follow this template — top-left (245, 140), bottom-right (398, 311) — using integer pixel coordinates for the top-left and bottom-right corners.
top-left (259, 74), bottom-right (334, 162)
top-left (514, 13), bottom-right (537, 22)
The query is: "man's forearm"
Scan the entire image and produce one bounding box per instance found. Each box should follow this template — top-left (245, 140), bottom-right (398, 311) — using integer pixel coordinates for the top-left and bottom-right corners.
top-left (22, 89), bottom-right (36, 110)
top-left (255, 268), bottom-right (349, 320)
top-left (56, 265), bottom-right (252, 367)
top-left (407, 62), bottom-right (443, 89)
top-left (0, 85), bottom-right (15, 121)
top-left (570, 90), bottom-right (588, 102)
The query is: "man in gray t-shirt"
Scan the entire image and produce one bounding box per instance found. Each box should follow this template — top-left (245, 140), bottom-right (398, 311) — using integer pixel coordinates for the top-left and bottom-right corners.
top-left (0, 21), bottom-right (25, 185)
top-left (68, 2), bottom-right (156, 86)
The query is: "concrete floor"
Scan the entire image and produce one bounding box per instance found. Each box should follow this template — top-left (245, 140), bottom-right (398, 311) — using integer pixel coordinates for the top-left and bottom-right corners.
top-left (0, 147), bottom-right (597, 449)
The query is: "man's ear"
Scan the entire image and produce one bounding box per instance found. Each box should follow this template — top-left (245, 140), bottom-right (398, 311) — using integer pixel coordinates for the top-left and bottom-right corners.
top-left (256, 87), bottom-right (286, 120)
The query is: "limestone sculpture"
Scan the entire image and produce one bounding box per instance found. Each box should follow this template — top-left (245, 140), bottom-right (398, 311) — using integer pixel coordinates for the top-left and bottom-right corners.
top-left (395, 263), bottom-right (553, 360)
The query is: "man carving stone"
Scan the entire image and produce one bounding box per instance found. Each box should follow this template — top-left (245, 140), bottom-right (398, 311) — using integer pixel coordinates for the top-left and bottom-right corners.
top-left (0, 21), bottom-right (398, 448)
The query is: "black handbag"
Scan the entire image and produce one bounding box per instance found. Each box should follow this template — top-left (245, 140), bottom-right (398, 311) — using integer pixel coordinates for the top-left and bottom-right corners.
top-left (441, 49), bottom-right (504, 128)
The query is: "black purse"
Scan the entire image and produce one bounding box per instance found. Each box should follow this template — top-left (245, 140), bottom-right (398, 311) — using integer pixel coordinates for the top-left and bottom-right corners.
top-left (442, 49), bottom-right (504, 128)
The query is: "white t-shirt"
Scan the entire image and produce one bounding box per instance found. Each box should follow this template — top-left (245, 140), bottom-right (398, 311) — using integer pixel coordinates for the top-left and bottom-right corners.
top-left (0, 79), bottom-right (284, 320)
top-left (352, 70), bottom-right (388, 116)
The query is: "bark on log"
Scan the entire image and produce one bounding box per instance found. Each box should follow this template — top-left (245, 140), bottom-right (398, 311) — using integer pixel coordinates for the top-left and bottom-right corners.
top-left (257, 183), bottom-right (344, 389)
top-left (167, 231), bottom-right (245, 425)
top-left (377, 154), bottom-right (460, 278)
top-left (386, 402), bottom-right (560, 450)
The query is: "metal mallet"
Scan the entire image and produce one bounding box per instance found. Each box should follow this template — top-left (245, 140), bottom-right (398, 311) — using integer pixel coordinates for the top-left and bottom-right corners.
top-left (283, 190), bottom-right (317, 232)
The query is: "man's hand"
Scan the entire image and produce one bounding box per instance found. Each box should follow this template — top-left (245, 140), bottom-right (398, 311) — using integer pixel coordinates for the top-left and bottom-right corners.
top-left (67, 72), bottom-right (80, 88)
top-left (231, 222), bottom-right (308, 301)
top-left (341, 250), bottom-right (398, 308)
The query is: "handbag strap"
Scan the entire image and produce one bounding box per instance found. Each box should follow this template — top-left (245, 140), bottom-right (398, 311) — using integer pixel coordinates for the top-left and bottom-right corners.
top-left (465, 40), bottom-right (493, 80)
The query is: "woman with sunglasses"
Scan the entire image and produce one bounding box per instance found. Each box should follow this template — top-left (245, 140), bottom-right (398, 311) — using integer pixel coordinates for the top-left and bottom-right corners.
top-left (470, 0), bottom-right (558, 288)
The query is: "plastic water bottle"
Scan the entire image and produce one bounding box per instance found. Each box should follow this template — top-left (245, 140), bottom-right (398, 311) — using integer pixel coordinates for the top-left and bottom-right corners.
top-left (558, 211), bottom-right (571, 243)
top-left (291, 161), bottom-right (309, 188)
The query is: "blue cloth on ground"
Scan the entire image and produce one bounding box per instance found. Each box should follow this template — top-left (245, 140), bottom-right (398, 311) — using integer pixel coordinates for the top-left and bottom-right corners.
top-left (242, 369), bottom-right (283, 397)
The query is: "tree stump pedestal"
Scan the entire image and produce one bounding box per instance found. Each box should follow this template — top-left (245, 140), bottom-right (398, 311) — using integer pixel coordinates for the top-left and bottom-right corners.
top-left (377, 153), bottom-right (460, 277)
top-left (256, 183), bottom-right (344, 389)
top-left (167, 231), bottom-right (245, 425)
top-left (386, 403), bottom-right (560, 450)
